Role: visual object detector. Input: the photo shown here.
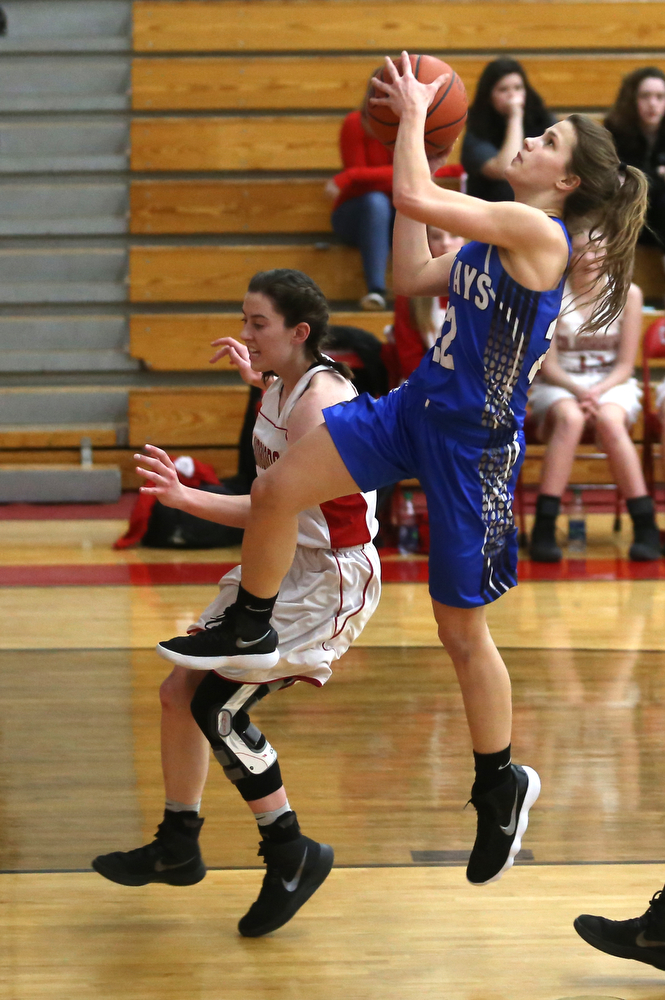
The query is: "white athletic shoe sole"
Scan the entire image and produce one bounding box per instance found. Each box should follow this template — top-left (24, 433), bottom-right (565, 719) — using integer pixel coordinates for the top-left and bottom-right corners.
top-left (478, 765), bottom-right (541, 886)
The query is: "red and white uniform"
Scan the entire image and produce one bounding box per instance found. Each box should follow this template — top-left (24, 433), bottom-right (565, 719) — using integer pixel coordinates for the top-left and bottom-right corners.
top-left (191, 365), bottom-right (381, 687)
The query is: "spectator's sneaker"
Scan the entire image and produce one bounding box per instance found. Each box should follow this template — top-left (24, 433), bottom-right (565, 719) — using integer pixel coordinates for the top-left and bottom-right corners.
top-left (574, 887), bottom-right (665, 971)
top-left (92, 817), bottom-right (206, 887)
top-left (156, 604), bottom-right (279, 671)
top-left (466, 764), bottom-right (540, 886)
top-left (360, 291), bottom-right (387, 311)
top-left (238, 835), bottom-right (334, 937)
top-left (629, 523), bottom-right (662, 561)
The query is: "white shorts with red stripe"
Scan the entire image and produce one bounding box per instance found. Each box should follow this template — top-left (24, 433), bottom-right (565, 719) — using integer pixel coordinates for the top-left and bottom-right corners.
top-left (189, 543), bottom-right (381, 687)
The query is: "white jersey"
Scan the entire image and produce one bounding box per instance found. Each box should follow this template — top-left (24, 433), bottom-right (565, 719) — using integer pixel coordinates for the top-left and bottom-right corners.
top-left (253, 364), bottom-right (378, 549)
top-left (189, 363), bottom-right (382, 686)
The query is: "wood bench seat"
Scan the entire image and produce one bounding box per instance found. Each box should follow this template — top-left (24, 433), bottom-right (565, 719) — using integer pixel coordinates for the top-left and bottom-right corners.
top-left (130, 245), bottom-right (368, 303)
top-left (129, 312), bottom-right (389, 371)
top-left (130, 116), bottom-right (462, 171)
top-left (0, 447), bottom-right (239, 490)
top-left (133, 2), bottom-right (665, 53)
top-left (128, 385), bottom-right (250, 447)
top-left (132, 54), bottom-right (665, 113)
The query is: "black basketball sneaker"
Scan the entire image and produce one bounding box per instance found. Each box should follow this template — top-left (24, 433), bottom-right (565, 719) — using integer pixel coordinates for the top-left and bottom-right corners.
top-left (574, 886), bottom-right (665, 971)
top-left (466, 764), bottom-right (540, 886)
top-left (92, 816), bottom-right (206, 887)
top-left (156, 604), bottom-right (279, 671)
top-left (238, 834), bottom-right (334, 937)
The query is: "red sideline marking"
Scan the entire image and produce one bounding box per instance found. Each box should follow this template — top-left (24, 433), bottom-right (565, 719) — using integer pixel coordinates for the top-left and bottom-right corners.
top-left (0, 493), bottom-right (138, 520)
top-left (518, 557), bottom-right (665, 581)
top-left (0, 556), bottom-right (663, 587)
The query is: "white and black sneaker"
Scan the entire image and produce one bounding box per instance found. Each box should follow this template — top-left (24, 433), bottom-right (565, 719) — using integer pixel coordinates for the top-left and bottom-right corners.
top-left (92, 816), bottom-right (206, 887)
top-left (574, 886), bottom-right (665, 971)
top-left (239, 833), bottom-right (334, 937)
top-left (156, 604), bottom-right (279, 671)
top-left (466, 764), bottom-right (540, 886)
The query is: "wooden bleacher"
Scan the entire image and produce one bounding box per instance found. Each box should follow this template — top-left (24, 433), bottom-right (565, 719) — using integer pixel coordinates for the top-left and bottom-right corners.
top-left (130, 245), bottom-right (368, 303)
top-left (131, 54), bottom-right (665, 113)
top-left (132, 2), bottom-right (665, 53)
top-left (8, 2), bottom-right (665, 491)
top-left (129, 313), bottom-right (389, 371)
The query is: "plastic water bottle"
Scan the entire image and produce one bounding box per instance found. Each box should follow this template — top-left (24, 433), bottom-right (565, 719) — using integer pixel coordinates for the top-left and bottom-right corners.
top-left (567, 487), bottom-right (586, 552)
top-left (397, 490), bottom-right (420, 554)
top-left (80, 436), bottom-right (93, 468)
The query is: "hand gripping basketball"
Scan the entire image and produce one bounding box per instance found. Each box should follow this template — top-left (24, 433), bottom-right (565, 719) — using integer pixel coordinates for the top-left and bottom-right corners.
top-left (365, 50), bottom-right (468, 155)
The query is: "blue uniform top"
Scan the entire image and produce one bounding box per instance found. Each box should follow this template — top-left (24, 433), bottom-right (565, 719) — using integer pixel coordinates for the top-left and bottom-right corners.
top-left (408, 217), bottom-right (572, 445)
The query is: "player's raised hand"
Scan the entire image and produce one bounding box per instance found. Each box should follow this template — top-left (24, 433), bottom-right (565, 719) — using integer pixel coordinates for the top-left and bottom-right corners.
top-left (209, 336), bottom-right (264, 387)
top-left (370, 51), bottom-right (449, 119)
top-left (134, 444), bottom-right (187, 507)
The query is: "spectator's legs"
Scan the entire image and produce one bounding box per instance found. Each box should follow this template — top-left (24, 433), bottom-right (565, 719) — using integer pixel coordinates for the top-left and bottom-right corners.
top-left (530, 399), bottom-right (585, 562)
top-left (594, 403), bottom-right (661, 560)
top-left (332, 191), bottom-right (394, 304)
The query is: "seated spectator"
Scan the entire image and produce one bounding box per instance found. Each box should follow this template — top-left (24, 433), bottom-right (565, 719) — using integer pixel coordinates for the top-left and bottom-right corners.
top-left (461, 57), bottom-right (554, 203)
top-left (605, 67), bottom-right (665, 251)
top-left (389, 227), bottom-right (465, 382)
top-left (326, 107), bottom-right (394, 311)
top-left (528, 229), bottom-right (661, 563)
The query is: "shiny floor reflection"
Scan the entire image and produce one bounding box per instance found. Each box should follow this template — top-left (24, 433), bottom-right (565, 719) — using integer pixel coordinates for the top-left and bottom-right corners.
top-left (2, 646), bottom-right (665, 872)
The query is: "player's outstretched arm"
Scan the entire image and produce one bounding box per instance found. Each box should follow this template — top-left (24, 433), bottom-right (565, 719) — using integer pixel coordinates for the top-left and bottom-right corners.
top-left (135, 444), bottom-right (251, 527)
top-left (372, 52), bottom-right (566, 269)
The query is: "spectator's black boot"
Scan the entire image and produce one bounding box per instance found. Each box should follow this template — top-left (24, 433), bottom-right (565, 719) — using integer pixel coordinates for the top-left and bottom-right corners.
top-left (627, 495), bottom-right (662, 561)
top-left (529, 494), bottom-right (562, 562)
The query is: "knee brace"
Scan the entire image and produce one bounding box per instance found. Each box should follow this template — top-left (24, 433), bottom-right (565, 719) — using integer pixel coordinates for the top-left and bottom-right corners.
top-left (190, 672), bottom-right (286, 800)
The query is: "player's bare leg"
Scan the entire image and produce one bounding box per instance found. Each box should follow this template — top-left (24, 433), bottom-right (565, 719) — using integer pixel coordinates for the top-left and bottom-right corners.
top-left (432, 600), bottom-right (540, 886)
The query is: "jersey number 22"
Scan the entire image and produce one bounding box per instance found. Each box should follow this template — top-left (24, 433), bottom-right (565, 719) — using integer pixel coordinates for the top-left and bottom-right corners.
top-left (432, 305), bottom-right (457, 370)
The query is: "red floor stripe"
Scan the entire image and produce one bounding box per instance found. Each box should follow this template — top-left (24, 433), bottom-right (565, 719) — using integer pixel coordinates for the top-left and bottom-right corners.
top-left (0, 556), bottom-right (663, 587)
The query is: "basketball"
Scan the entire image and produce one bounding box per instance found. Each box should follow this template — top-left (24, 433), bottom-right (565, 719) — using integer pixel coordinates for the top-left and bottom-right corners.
top-left (362, 54), bottom-right (468, 155)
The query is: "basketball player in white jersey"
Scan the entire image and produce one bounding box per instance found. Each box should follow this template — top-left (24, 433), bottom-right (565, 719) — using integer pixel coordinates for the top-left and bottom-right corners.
top-left (92, 269), bottom-right (381, 938)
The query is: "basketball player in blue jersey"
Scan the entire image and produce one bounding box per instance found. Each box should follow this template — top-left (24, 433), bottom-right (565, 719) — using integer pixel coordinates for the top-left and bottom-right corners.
top-left (163, 54), bottom-right (648, 887)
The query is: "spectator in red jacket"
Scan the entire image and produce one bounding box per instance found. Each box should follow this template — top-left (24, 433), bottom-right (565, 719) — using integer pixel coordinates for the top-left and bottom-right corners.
top-left (389, 227), bottom-right (465, 381)
top-left (325, 109), bottom-right (395, 311)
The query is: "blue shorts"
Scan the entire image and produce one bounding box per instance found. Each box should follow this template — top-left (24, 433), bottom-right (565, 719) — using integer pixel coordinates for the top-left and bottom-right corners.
top-left (324, 382), bottom-right (524, 608)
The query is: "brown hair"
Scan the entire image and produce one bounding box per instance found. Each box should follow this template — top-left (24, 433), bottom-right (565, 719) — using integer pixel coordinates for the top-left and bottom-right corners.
top-left (564, 114), bottom-right (648, 335)
top-left (604, 66), bottom-right (665, 139)
top-left (410, 297), bottom-right (438, 339)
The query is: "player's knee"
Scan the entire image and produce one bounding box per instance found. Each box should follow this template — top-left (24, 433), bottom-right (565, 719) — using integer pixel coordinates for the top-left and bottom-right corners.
top-left (250, 469), bottom-right (285, 514)
top-left (159, 666), bottom-right (200, 714)
top-left (190, 672), bottom-right (282, 800)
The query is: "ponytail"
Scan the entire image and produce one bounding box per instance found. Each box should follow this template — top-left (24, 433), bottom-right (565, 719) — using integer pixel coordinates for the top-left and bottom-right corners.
top-left (564, 114), bottom-right (648, 336)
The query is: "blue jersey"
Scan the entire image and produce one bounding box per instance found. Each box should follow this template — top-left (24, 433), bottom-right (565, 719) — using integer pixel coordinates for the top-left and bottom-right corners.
top-left (408, 218), bottom-right (571, 444)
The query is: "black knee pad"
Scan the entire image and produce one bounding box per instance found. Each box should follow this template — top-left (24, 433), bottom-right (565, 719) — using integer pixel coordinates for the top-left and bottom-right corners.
top-left (190, 672), bottom-right (284, 799)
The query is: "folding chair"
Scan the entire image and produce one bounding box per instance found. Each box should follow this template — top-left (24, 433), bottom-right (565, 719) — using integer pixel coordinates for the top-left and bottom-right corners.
top-left (641, 317), bottom-right (665, 497)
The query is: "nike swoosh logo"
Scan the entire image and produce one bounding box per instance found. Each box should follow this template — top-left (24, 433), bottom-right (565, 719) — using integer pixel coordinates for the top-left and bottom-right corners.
top-left (636, 931), bottom-right (665, 948)
top-left (499, 786), bottom-right (519, 837)
top-left (245, 605), bottom-right (273, 614)
top-left (282, 847), bottom-right (307, 893)
top-left (236, 631), bottom-right (271, 648)
top-left (154, 856), bottom-right (197, 872)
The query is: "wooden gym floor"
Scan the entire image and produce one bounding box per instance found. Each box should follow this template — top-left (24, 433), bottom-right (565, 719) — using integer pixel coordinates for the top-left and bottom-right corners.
top-left (1, 507), bottom-right (665, 1000)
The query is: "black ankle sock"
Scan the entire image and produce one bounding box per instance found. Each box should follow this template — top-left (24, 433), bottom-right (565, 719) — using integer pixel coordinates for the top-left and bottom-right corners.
top-left (534, 493), bottom-right (561, 524)
top-left (473, 746), bottom-right (512, 795)
top-left (235, 585), bottom-right (278, 634)
top-left (163, 808), bottom-right (203, 838)
top-left (260, 810), bottom-right (301, 845)
top-left (627, 495), bottom-right (657, 529)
